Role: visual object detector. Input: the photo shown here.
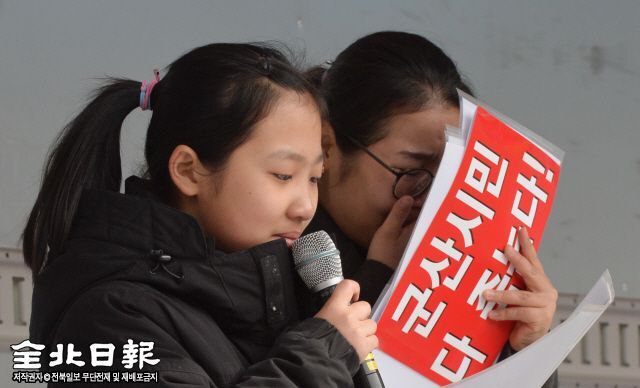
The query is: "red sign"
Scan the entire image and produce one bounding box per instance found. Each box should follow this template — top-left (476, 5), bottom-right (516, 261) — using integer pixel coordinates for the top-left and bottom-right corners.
top-left (377, 107), bottom-right (561, 385)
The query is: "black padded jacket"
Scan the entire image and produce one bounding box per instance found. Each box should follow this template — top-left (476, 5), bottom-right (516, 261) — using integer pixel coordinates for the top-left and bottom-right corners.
top-left (29, 177), bottom-right (359, 387)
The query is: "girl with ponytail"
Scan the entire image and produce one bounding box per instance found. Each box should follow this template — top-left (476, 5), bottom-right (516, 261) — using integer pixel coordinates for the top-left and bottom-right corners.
top-left (24, 43), bottom-right (377, 387)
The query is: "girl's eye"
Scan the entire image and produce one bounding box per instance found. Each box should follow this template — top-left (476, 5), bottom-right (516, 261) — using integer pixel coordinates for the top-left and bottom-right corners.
top-left (310, 176), bottom-right (322, 184)
top-left (273, 173), bottom-right (292, 181)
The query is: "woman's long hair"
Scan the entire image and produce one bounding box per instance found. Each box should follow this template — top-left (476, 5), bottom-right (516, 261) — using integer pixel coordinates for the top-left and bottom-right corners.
top-left (307, 31), bottom-right (473, 151)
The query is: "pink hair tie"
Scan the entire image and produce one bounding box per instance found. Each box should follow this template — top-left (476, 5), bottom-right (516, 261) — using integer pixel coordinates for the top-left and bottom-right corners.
top-left (320, 60), bottom-right (333, 84)
top-left (140, 69), bottom-right (160, 111)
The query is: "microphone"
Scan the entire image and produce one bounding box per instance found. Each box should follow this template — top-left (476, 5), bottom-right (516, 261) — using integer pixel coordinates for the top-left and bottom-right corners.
top-left (292, 231), bottom-right (385, 388)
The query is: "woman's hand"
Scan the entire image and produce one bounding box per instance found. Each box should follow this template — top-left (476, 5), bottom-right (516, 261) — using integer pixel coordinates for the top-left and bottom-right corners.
top-left (483, 227), bottom-right (558, 351)
top-left (367, 196), bottom-right (415, 269)
top-left (314, 280), bottom-right (378, 361)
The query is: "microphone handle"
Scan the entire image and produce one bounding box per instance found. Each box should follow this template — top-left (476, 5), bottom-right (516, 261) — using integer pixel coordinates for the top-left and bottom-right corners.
top-left (316, 284), bottom-right (338, 304)
top-left (354, 353), bottom-right (385, 388)
top-left (315, 283), bottom-right (386, 388)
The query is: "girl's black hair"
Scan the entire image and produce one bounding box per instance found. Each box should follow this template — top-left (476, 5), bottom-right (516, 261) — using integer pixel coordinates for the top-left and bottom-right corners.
top-left (23, 43), bottom-right (324, 274)
top-left (308, 31), bottom-right (473, 152)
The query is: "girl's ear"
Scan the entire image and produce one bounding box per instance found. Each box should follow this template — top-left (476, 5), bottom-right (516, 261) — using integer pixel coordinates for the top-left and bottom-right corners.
top-left (168, 145), bottom-right (204, 197)
top-left (321, 122), bottom-right (337, 161)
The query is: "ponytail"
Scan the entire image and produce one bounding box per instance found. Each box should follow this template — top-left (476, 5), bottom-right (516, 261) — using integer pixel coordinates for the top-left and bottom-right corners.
top-left (304, 65), bottom-right (327, 89)
top-left (22, 79), bottom-right (140, 274)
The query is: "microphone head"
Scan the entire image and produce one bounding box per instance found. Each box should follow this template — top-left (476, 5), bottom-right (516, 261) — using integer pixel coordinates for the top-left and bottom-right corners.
top-left (292, 230), bottom-right (343, 292)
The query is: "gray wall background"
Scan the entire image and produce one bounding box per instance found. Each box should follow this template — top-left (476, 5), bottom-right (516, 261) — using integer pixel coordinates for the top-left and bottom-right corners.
top-left (1, 1), bottom-right (639, 385)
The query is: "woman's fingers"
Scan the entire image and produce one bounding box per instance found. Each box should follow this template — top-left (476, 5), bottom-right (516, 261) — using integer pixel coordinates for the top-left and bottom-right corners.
top-left (487, 229), bottom-right (558, 350)
top-left (488, 306), bottom-right (541, 323)
top-left (518, 227), bottom-right (542, 269)
top-left (367, 196), bottom-right (415, 269)
top-left (382, 196), bottom-right (414, 235)
top-left (504, 230), bottom-right (553, 293)
top-left (484, 289), bottom-right (549, 308)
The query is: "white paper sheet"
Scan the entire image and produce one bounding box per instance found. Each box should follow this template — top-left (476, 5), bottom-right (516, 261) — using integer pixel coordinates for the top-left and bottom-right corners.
top-left (373, 271), bottom-right (615, 388)
top-left (447, 270), bottom-right (614, 387)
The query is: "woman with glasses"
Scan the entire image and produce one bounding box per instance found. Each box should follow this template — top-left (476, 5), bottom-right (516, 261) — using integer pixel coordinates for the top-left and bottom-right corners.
top-left (302, 31), bottom-right (558, 387)
top-left (302, 31), bottom-right (472, 308)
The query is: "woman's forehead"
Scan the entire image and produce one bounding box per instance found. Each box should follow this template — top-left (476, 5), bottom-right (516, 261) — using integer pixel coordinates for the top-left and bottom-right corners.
top-left (373, 109), bottom-right (454, 154)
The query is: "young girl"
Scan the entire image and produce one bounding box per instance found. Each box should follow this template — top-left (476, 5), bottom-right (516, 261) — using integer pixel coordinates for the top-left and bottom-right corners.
top-left (303, 31), bottom-right (558, 387)
top-left (23, 43), bottom-right (377, 387)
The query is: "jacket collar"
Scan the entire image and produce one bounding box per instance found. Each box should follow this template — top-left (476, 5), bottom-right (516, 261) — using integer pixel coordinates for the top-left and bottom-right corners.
top-left (67, 176), bottom-right (212, 260)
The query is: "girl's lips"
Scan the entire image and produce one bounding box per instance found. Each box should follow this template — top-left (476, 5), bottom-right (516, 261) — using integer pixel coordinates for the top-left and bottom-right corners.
top-left (275, 233), bottom-right (301, 247)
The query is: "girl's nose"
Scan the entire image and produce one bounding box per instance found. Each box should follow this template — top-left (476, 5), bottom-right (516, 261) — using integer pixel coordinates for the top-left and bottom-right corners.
top-left (288, 185), bottom-right (316, 222)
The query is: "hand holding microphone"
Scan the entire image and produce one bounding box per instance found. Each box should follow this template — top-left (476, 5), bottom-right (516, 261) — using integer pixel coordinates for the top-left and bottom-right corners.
top-left (314, 279), bottom-right (379, 361)
top-left (293, 231), bottom-right (385, 388)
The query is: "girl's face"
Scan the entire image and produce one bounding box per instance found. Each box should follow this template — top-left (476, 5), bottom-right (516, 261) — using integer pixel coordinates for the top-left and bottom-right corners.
top-left (322, 103), bottom-right (460, 249)
top-left (195, 91), bottom-right (323, 252)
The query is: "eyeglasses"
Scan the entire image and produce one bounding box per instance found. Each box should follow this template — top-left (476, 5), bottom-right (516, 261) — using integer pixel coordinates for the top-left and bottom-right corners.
top-left (343, 135), bottom-right (434, 199)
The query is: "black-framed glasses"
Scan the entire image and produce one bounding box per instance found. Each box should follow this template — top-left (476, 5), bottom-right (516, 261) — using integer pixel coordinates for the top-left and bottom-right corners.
top-left (343, 135), bottom-right (434, 199)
